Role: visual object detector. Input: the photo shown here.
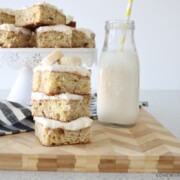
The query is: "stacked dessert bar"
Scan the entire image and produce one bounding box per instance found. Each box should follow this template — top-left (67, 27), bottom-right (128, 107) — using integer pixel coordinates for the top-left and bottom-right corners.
top-left (0, 2), bottom-right (95, 48)
top-left (31, 49), bottom-right (93, 146)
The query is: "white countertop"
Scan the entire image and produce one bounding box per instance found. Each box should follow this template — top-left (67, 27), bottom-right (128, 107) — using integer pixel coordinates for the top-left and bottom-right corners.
top-left (0, 89), bottom-right (180, 180)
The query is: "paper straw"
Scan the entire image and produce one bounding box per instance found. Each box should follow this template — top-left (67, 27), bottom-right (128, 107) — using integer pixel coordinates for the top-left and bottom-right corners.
top-left (120, 0), bottom-right (134, 49)
top-left (125, 0), bottom-right (133, 21)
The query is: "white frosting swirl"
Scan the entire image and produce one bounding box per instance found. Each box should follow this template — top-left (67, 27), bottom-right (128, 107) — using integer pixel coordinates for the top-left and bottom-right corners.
top-left (34, 116), bottom-right (93, 131)
top-left (31, 92), bottom-right (84, 101)
top-left (33, 64), bottom-right (90, 77)
top-left (0, 24), bottom-right (31, 35)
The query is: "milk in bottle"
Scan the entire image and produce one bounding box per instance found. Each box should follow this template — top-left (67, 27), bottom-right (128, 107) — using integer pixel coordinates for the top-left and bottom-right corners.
top-left (97, 20), bottom-right (139, 125)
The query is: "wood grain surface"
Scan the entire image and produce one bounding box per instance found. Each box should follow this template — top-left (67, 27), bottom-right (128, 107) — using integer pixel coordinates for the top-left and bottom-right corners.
top-left (0, 109), bottom-right (180, 173)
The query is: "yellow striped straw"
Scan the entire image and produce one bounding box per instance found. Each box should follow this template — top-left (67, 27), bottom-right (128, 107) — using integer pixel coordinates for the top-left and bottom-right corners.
top-left (126, 0), bottom-right (133, 21)
top-left (120, 0), bottom-right (134, 49)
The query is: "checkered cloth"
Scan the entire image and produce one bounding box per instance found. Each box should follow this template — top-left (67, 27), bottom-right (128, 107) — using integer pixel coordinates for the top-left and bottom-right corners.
top-left (0, 101), bottom-right (34, 136)
top-left (89, 93), bottom-right (97, 120)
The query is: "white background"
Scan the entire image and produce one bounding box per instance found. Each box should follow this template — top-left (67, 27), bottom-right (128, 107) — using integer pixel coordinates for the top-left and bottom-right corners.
top-left (0, 0), bottom-right (180, 90)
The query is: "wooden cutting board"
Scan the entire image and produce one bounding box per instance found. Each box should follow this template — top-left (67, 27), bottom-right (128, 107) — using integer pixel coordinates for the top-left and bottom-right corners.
top-left (0, 109), bottom-right (180, 173)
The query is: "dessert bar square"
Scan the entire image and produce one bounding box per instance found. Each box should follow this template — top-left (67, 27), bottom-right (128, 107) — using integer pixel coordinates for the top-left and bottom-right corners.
top-left (15, 3), bottom-right (66, 29)
top-left (72, 28), bottom-right (95, 48)
top-left (31, 92), bottom-right (91, 122)
top-left (0, 24), bottom-right (32, 48)
top-left (33, 65), bottom-right (91, 95)
top-left (35, 118), bottom-right (92, 146)
top-left (36, 25), bottom-right (72, 48)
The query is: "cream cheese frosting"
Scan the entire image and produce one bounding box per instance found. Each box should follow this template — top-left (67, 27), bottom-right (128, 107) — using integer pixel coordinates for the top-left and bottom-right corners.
top-left (36, 24), bottom-right (72, 34)
top-left (34, 116), bottom-right (93, 131)
top-left (77, 28), bottom-right (95, 38)
top-left (0, 24), bottom-right (31, 35)
top-left (31, 92), bottom-right (84, 101)
top-left (0, 8), bottom-right (15, 16)
top-left (33, 64), bottom-right (91, 77)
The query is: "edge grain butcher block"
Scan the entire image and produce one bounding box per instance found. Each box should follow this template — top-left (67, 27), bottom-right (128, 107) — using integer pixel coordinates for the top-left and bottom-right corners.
top-left (0, 109), bottom-right (180, 173)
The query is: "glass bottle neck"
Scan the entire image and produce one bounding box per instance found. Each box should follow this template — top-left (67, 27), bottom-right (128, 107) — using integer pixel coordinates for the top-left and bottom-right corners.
top-left (103, 21), bottom-right (136, 52)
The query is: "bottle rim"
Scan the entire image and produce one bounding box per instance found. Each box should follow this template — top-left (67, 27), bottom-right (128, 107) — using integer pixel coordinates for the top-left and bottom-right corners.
top-left (105, 20), bottom-right (135, 30)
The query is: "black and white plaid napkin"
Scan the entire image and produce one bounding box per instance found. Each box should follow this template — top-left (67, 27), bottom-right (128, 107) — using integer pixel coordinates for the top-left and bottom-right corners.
top-left (90, 93), bottom-right (97, 120)
top-left (0, 101), bottom-right (34, 136)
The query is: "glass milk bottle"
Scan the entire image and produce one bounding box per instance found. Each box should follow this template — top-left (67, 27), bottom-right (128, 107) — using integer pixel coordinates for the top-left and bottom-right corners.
top-left (97, 20), bottom-right (139, 125)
